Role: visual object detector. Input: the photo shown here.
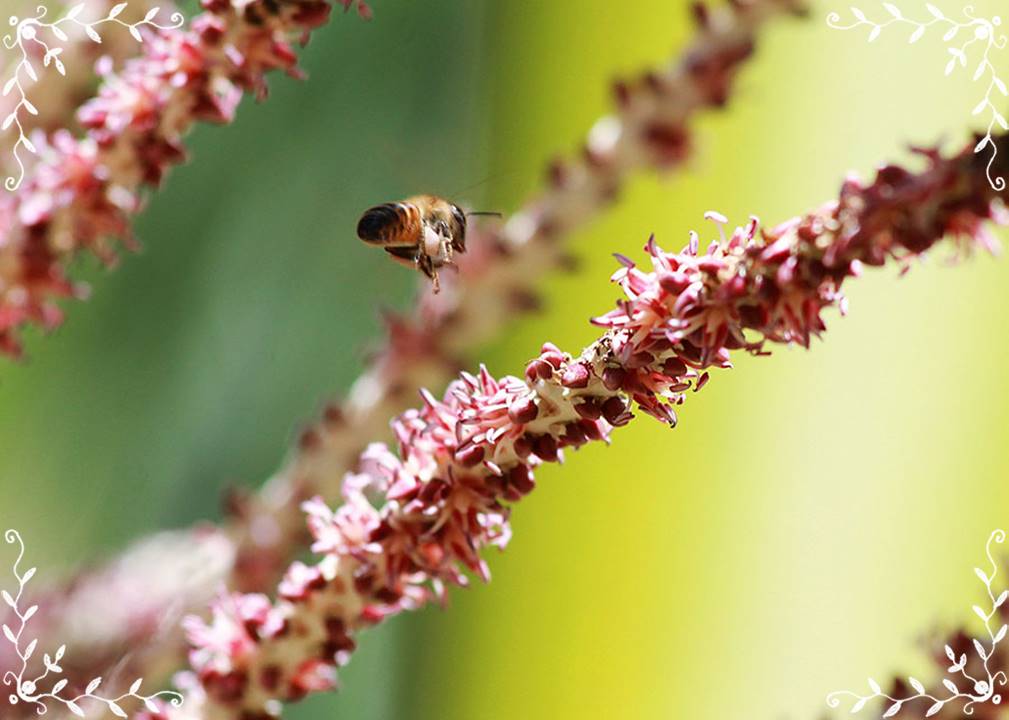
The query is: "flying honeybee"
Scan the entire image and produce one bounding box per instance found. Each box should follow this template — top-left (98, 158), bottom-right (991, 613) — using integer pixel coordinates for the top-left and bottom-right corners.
top-left (357, 195), bottom-right (499, 292)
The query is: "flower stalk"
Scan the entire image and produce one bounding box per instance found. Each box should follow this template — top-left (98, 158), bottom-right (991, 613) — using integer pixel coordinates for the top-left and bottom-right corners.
top-left (168, 132), bottom-right (1008, 719)
top-left (227, 0), bottom-right (808, 601)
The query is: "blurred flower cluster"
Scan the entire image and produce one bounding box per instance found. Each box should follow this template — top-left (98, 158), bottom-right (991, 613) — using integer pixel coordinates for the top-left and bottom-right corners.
top-left (0, 0), bottom-right (369, 357)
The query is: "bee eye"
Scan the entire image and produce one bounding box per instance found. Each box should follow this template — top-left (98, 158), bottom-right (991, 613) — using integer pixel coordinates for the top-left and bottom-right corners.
top-left (451, 205), bottom-right (467, 232)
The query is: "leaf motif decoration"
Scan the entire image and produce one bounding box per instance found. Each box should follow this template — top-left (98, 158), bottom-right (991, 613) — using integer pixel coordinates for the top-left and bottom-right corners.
top-left (0, 1), bottom-right (184, 190)
top-left (0, 529), bottom-right (186, 715)
top-left (826, 530), bottom-right (1009, 716)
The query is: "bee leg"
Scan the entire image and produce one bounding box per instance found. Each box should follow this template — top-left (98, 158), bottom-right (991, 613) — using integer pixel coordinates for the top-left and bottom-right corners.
top-left (415, 252), bottom-right (441, 294)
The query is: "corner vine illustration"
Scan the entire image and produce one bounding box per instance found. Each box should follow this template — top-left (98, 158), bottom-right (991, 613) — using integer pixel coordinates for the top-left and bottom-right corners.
top-left (2, 528), bottom-right (183, 717)
top-left (827, 3), bottom-right (1008, 192)
top-left (827, 529), bottom-right (1008, 718)
top-left (1, 2), bottom-right (184, 191)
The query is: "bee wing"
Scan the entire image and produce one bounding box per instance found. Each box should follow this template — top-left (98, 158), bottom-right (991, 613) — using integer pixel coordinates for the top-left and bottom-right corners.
top-left (383, 245), bottom-right (419, 269)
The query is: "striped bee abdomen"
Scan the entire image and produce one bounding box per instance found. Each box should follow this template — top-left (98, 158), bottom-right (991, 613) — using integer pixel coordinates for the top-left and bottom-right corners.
top-left (356, 202), bottom-right (422, 247)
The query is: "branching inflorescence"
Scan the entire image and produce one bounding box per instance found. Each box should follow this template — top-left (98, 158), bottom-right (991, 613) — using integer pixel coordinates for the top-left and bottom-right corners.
top-left (1, 0), bottom-right (806, 699)
top-left (149, 134), bottom-right (1008, 720)
top-left (227, 0), bottom-right (807, 604)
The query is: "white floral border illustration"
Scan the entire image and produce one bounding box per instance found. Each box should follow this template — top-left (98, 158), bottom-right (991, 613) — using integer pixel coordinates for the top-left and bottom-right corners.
top-left (827, 3), bottom-right (1008, 192)
top-left (2, 528), bottom-right (183, 717)
top-left (827, 529), bottom-right (1008, 717)
top-left (1, 2), bottom-right (184, 192)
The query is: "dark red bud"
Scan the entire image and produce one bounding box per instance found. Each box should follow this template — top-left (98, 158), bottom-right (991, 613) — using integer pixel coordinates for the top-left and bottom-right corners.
top-left (323, 403), bottom-right (345, 425)
top-left (579, 418), bottom-right (604, 441)
top-left (455, 444), bottom-right (485, 468)
top-left (298, 427), bottom-right (321, 451)
top-left (540, 350), bottom-right (565, 369)
top-left (513, 436), bottom-right (532, 459)
top-left (691, 2), bottom-right (710, 28)
top-left (738, 304), bottom-right (767, 327)
top-left (532, 434), bottom-right (558, 462)
top-left (503, 485), bottom-right (523, 502)
top-left (525, 358), bottom-right (553, 383)
top-left (602, 366), bottom-right (626, 391)
top-left (204, 669), bottom-right (248, 703)
top-left (725, 274), bottom-right (747, 296)
top-left (508, 396), bottom-right (539, 424)
top-left (561, 422), bottom-right (587, 447)
top-left (602, 396), bottom-right (628, 425)
top-left (561, 363), bottom-right (590, 389)
top-left (260, 665), bottom-right (282, 692)
top-left (574, 399), bottom-right (602, 420)
top-left (662, 357), bottom-right (688, 378)
top-left (547, 158), bottom-right (568, 188)
top-left (508, 464), bottom-right (536, 495)
top-left (324, 617), bottom-right (355, 650)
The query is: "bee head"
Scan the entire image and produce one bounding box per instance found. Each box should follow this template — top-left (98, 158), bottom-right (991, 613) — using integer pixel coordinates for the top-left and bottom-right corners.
top-left (449, 203), bottom-right (467, 245)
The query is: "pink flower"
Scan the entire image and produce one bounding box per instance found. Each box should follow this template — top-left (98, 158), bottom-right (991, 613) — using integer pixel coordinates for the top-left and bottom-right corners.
top-left (303, 493), bottom-right (382, 558)
top-left (184, 592), bottom-right (275, 691)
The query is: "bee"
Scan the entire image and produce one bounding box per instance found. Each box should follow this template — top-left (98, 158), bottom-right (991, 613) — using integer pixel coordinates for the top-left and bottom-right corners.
top-left (357, 195), bottom-right (499, 292)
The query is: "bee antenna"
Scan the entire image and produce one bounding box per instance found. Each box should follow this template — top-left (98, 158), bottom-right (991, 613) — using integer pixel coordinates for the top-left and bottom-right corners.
top-left (466, 211), bottom-right (503, 218)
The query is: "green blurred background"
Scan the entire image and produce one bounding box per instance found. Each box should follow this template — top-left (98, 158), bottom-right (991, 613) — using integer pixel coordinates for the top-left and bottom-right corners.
top-left (2, 0), bottom-right (1009, 718)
